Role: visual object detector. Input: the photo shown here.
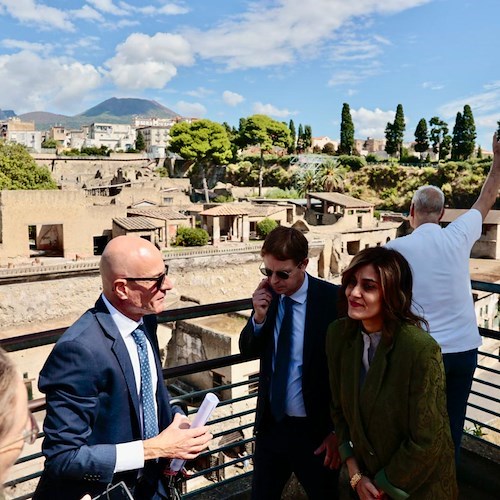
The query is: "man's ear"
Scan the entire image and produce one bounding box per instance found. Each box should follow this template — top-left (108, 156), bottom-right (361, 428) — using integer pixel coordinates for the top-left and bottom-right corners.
top-left (409, 203), bottom-right (415, 217)
top-left (438, 207), bottom-right (445, 222)
top-left (301, 258), bottom-right (309, 269)
top-left (113, 279), bottom-right (128, 300)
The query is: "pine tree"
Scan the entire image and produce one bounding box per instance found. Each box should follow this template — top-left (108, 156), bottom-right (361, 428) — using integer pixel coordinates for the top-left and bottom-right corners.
top-left (429, 117), bottom-right (450, 160)
top-left (339, 103), bottom-right (354, 155)
top-left (288, 119), bottom-right (296, 154)
top-left (384, 104), bottom-right (405, 158)
top-left (414, 118), bottom-right (429, 158)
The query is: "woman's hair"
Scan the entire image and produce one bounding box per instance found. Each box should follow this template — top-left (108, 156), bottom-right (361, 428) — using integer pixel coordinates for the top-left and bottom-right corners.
top-left (0, 348), bottom-right (19, 443)
top-left (339, 246), bottom-right (428, 343)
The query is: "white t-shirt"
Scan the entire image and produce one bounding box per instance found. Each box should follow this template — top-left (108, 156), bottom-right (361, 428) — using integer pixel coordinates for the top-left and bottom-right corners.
top-left (386, 209), bottom-right (482, 354)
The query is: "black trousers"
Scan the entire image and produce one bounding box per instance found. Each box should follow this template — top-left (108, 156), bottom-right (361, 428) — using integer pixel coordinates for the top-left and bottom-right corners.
top-left (251, 416), bottom-right (339, 500)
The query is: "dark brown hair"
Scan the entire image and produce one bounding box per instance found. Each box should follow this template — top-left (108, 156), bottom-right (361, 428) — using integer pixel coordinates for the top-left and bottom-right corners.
top-left (339, 246), bottom-right (428, 343)
top-left (261, 226), bottom-right (308, 263)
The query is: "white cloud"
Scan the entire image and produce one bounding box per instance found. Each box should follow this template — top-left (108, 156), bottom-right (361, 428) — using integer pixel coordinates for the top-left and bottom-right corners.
top-left (105, 32), bottom-right (194, 89)
top-left (158, 3), bottom-right (190, 15)
top-left (185, 0), bottom-right (431, 70)
top-left (330, 36), bottom-right (385, 61)
top-left (175, 100), bottom-right (206, 117)
top-left (71, 5), bottom-right (104, 22)
top-left (0, 51), bottom-right (102, 114)
top-left (222, 90), bottom-right (244, 106)
top-left (87, 0), bottom-right (127, 16)
top-left (0, 0), bottom-right (74, 31)
top-left (185, 87), bottom-right (212, 98)
top-left (438, 82), bottom-right (500, 119)
top-left (1, 39), bottom-right (52, 53)
top-left (328, 62), bottom-right (381, 86)
top-left (253, 102), bottom-right (297, 118)
top-left (351, 107), bottom-right (395, 138)
top-left (422, 81), bottom-right (444, 91)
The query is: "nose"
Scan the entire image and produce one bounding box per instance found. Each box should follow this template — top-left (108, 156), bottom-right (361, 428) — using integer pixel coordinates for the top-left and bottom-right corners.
top-left (160, 275), bottom-right (173, 291)
top-left (349, 283), bottom-right (362, 297)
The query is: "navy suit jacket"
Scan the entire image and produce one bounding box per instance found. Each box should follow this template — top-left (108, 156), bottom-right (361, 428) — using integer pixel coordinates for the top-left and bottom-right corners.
top-left (34, 296), bottom-right (181, 500)
top-left (239, 274), bottom-right (339, 443)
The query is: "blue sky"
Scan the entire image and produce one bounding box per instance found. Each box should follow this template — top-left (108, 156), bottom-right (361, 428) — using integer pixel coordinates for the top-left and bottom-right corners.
top-left (0, 0), bottom-right (498, 150)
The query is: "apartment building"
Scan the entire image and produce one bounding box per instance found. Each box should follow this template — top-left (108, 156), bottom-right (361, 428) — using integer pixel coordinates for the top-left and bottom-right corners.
top-left (0, 117), bottom-right (42, 152)
top-left (86, 123), bottom-right (136, 151)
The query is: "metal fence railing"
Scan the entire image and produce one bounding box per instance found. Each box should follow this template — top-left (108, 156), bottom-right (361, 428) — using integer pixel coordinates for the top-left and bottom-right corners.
top-left (2, 283), bottom-right (499, 498)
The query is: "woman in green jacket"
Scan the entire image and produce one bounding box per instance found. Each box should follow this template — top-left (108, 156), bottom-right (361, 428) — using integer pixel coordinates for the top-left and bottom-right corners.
top-left (327, 247), bottom-right (457, 499)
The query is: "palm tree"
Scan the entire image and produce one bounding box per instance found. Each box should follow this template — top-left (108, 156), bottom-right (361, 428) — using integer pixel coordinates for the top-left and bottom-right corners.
top-left (318, 160), bottom-right (345, 192)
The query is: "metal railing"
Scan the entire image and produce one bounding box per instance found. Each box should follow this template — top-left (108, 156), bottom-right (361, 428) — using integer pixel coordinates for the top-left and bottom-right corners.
top-left (2, 283), bottom-right (500, 499)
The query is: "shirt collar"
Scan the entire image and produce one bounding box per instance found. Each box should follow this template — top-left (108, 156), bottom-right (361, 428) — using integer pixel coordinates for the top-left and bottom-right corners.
top-left (101, 293), bottom-right (142, 338)
top-left (281, 272), bottom-right (308, 305)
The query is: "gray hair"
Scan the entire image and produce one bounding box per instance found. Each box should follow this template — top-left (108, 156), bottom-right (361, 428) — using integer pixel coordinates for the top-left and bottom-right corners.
top-left (411, 185), bottom-right (445, 216)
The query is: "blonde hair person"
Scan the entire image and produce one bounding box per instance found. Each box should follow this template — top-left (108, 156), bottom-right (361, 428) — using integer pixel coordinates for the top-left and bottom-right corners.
top-left (0, 348), bottom-right (38, 496)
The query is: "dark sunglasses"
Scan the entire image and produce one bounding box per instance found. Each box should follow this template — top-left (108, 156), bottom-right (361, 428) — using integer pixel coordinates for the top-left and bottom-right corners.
top-left (259, 262), bottom-right (301, 280)
top-left (124, 265), bottom-right (169, 290)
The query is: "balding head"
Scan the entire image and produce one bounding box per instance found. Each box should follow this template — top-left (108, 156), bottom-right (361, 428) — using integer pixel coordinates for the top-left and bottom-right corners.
top-left (100, 236), bottom-right (172, 320)
top-left (410, 185), bottom-right (445, 228)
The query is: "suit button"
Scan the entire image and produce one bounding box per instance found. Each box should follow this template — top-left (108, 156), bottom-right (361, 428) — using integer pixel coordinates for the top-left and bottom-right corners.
top-left (369, 451), bottom-right (374, 456)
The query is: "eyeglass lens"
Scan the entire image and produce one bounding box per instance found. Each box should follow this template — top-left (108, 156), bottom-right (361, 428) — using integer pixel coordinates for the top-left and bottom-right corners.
top-left (259, 267), bottom-right (291, 280)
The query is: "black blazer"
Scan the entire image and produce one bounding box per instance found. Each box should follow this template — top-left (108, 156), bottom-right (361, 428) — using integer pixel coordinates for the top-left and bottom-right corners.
top-left (239, 274), bottom-right (339, 442)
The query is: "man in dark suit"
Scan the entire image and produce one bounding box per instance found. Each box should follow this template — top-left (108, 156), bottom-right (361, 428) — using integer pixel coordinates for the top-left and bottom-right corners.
top-left (240, 226), bottom-right (340, 499)
top-left (34, 236), bottom-right (212, 500)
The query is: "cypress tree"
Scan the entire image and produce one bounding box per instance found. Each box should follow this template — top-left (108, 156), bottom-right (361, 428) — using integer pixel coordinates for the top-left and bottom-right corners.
top-left (288, 119), bottom-right (296, 154)
top-left (297, 124), bottom-right (304, 152)
top-left (461, 105), bottom-right (476, 159)
top-left (303, 125), bottom-right (312, 150)
top-left (339, 103), bottom-right (355, 155)
top-left (451, 111), bottom-right (463, 160)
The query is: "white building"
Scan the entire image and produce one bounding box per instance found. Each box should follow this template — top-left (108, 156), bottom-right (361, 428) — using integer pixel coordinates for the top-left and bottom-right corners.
top-left (85, 123), bottom-right (136, 151)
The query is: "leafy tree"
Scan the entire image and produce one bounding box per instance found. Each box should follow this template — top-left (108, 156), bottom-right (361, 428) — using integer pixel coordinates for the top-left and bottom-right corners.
top-left (293, 166), bottom-right (320, 197)
top-left (135, 130), bottom-right (146, 151)
top-left (385, 104), bottom-right (405, 158)
top-left (169, 119), bottom-right (232, 202)
top-left (174, 226), bottom-right (209, 246)
top-left (288, 119), bottom-right (296, 154)
top-left (41, 138), bottom-right (57, 149)
top-left (429, 117), bottom-right (450, 160)
top-left (237, 114), bottom-right (290, 195)
top-left (414, 118), bottom-right (429, 158)
top-left (477, 145), bottom-right (482, 159)
top-left (0, 141), bottom-right (57, 189)
top-left (257, 218), bottom-right (278, 238)
top-left (322, 142), bottom-right (336, 155)
top-left (338, 103), bottom-right (355, 155)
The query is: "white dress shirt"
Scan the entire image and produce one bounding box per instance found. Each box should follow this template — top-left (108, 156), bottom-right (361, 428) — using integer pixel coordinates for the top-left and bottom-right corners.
top-left (101, 294), bottom-right (159, 473)
top-left (254, 274), bottom-right (309, 417)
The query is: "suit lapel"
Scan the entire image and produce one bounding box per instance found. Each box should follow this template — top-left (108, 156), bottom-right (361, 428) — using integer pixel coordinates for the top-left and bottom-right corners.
top-left (94, 297), bottom-right (141, 426)
top-left (302, 275), bottom-right (317, 374)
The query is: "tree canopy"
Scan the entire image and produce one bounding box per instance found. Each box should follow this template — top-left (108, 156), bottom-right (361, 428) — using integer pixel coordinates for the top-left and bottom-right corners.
top-left (0, 141), bottom-right (57, 190)
top-left (385, 104), bottom-right (405, 158)
top-left (429, 116), bottom-right (451, 160)
top-left (451, 105), bottom-right (476, 160)
top-left (414, 118), bottom-right (429, 157)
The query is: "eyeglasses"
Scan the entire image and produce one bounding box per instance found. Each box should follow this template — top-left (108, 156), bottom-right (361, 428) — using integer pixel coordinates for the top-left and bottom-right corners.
top-left (259, 262), bottom-right (302, 280)
top-left (124, 265), bottom-right (169, 290)
top-left (0, 412), bottom-right (39, 452)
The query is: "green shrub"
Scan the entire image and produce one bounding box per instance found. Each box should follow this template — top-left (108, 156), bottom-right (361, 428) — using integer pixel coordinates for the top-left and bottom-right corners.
top-left (257, 218), bottom-right (278, 238)
top-left (337, 155), bottom-right (366, 171)
top-left (174, 226), bottom-right (209, 246)
top-left (213, 195), bottom-right (234, 203)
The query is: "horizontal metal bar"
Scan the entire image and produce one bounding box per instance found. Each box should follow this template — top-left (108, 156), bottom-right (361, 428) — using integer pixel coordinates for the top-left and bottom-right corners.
top-left (466, 402), bottom-right (499, 418)
top-left (183, 470), bottom-right (253, 498)
top-left (187, 453), bottom-right (253, 479)
top-left (464, 418), bottom-right (500, 435)
top-left (469, 390), bottom-right (500, 405)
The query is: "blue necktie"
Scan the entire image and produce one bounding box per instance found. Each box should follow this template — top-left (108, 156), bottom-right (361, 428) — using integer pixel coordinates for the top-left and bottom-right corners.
top-left (131, 326), bottom-right (158, 439)
top-left (271, 296), bottom-right (294, 422)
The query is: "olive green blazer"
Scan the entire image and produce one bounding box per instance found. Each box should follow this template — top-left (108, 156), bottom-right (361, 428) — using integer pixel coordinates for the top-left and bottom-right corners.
top-left (326, 319), bottom-right (457, 499)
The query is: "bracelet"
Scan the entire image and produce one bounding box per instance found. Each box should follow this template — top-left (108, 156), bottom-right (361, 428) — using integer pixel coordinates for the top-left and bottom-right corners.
top-left (350, 472), bottom-right (363, 490)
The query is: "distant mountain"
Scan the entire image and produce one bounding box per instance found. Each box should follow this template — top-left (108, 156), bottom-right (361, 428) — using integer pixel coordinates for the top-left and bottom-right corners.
top-left (16, 97), bottom-right (180, 130)
top-left (80, 97), bottom-right (178, 119)
top-left (0, 109), bottom-right (16, 120)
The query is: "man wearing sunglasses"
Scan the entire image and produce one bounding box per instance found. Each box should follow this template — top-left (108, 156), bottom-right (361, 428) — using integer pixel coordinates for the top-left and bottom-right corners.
top-left (240, 226), bottom-right (341, 499)
top-left (34, 236), bottom-right (212, 500)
